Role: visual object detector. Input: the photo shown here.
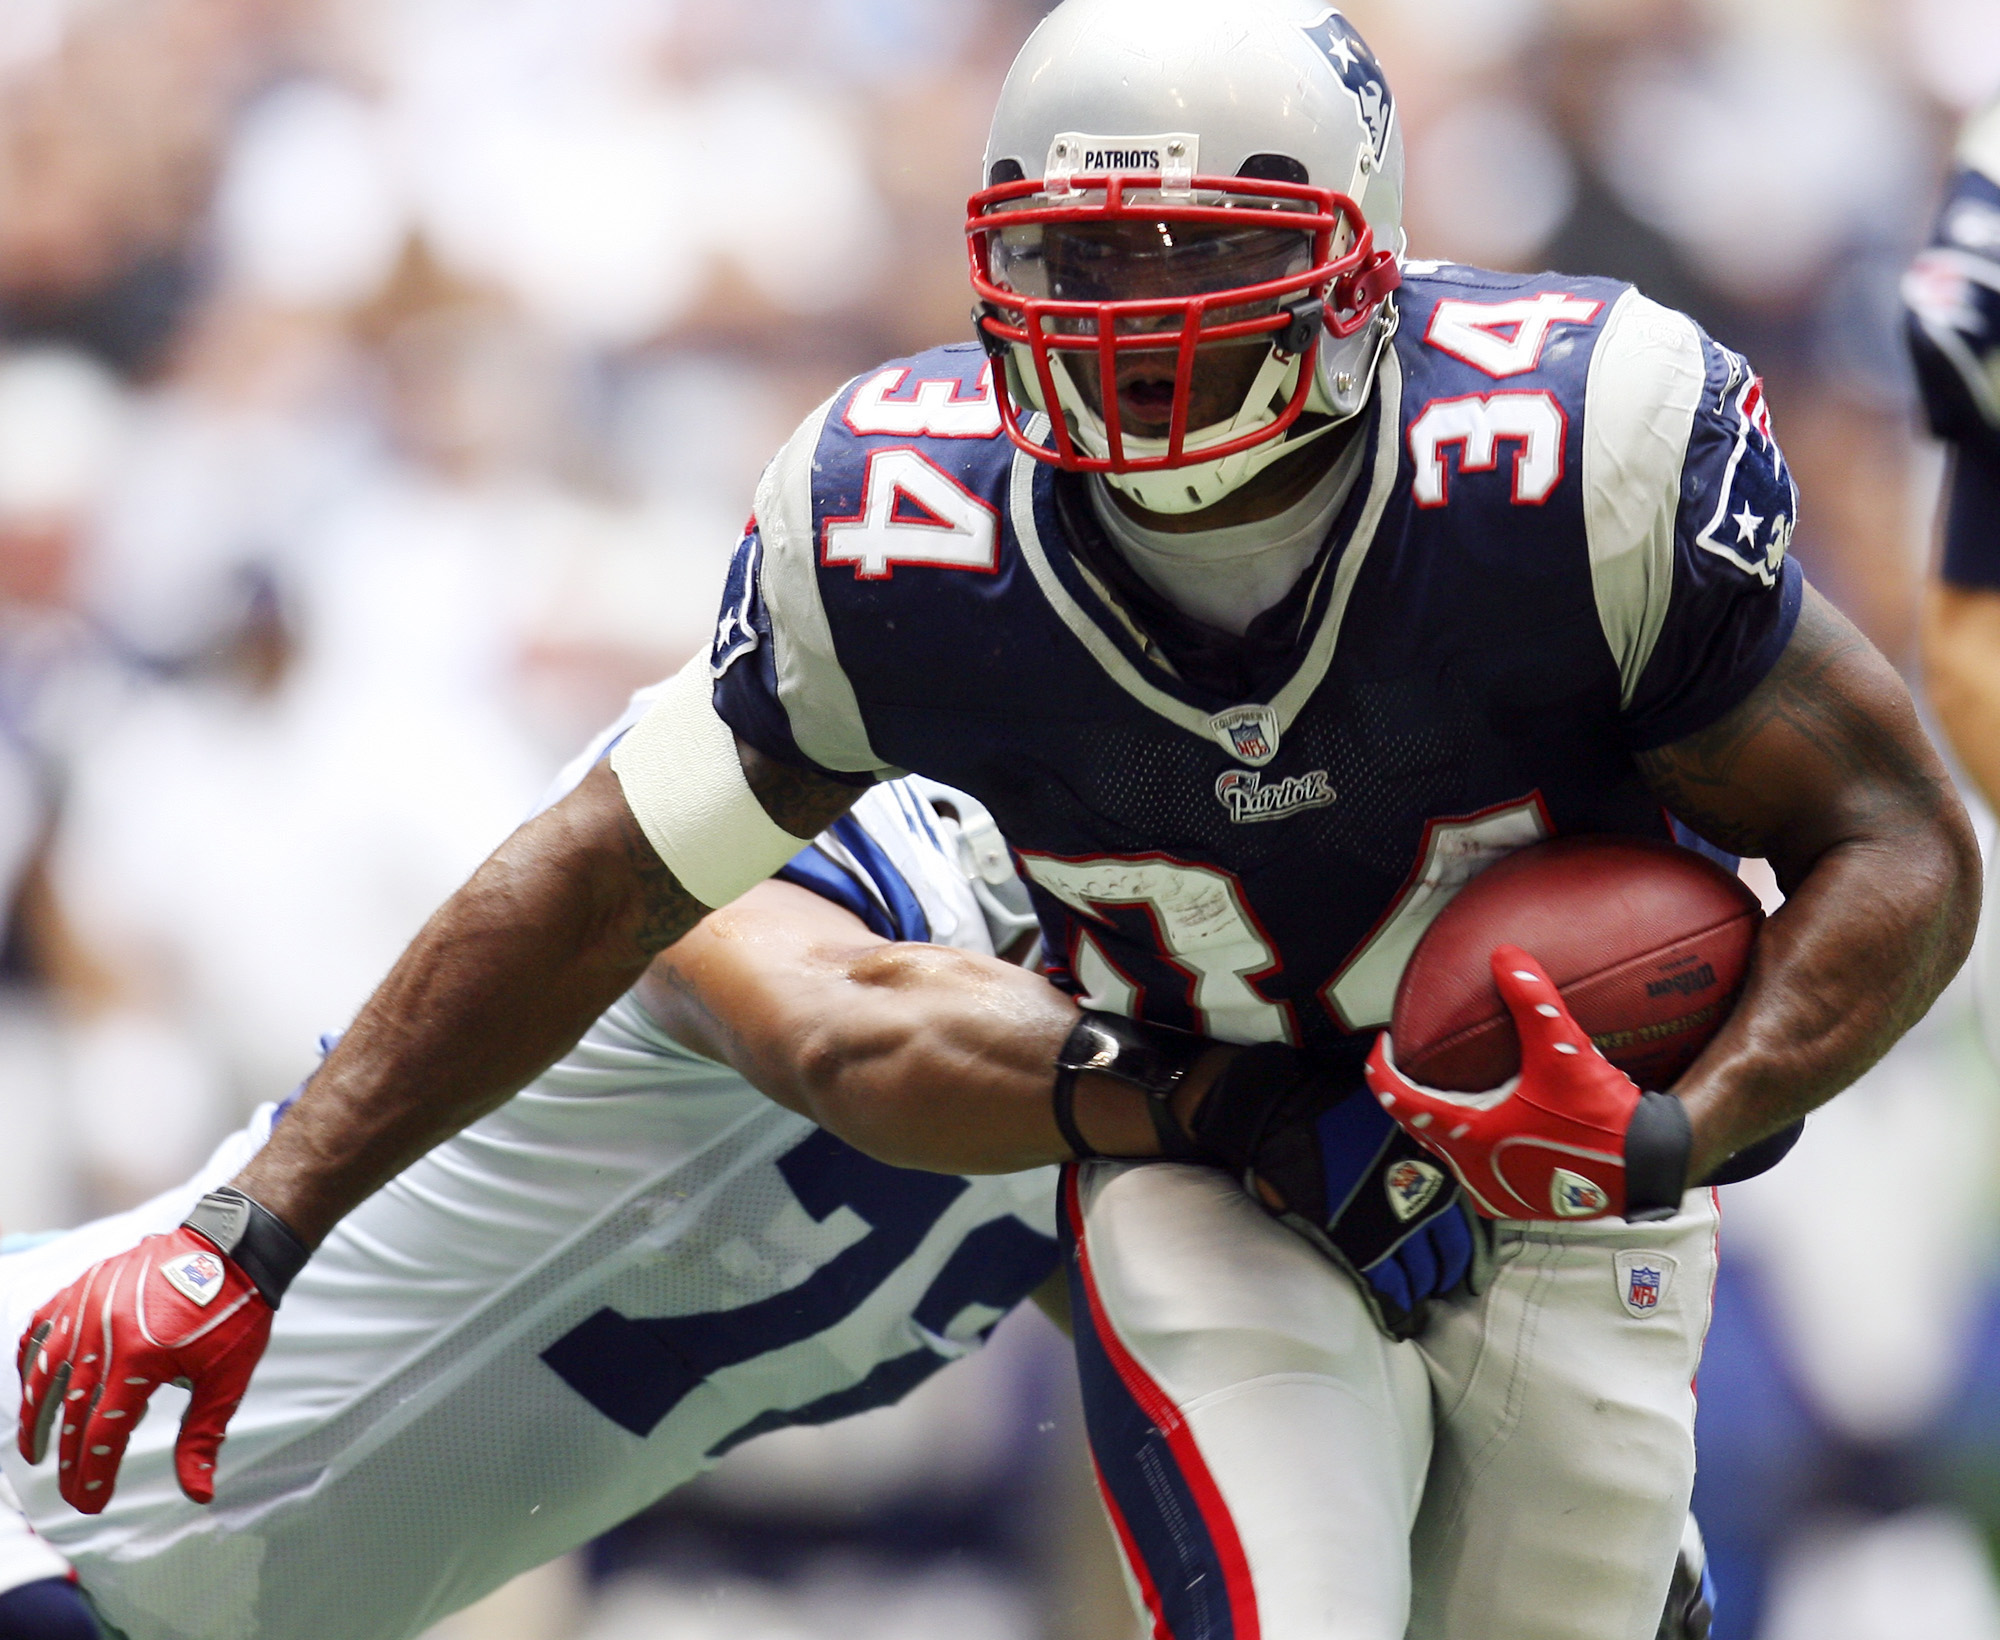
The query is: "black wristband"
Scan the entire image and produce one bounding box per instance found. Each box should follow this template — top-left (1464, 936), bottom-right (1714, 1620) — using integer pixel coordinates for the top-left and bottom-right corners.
top-left (1702, 1118), bottom-right (1805, 1186)
top-left (1623, 1092), bottom-right (1693, 1223)
top-left (1053, 1011), bottom-right (1210, 1160)
top-left (181, 1187), bottom-right (310, 1308)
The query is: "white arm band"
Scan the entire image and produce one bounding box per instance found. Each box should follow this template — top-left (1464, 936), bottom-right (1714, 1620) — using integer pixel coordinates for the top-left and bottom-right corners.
top-left (608, 653), bottom-right (811, 909)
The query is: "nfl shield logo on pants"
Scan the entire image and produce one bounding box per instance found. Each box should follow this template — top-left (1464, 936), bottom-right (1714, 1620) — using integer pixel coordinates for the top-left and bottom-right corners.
top-left (1613, 1250), bottom-right (1677, 1320)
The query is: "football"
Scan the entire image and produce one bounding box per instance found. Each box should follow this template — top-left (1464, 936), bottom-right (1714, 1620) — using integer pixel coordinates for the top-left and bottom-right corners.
top-left (1390, 836), bottom-right (1763, 1093)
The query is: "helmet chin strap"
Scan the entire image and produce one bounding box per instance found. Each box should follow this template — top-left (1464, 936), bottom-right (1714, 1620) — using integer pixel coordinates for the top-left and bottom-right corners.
top-left (1051, 346), bottom-right (1335, 517)
top-left (1305, 295), bottom-right (1398, 425)
top-left (1024, 294), bottom-right (1398, 518)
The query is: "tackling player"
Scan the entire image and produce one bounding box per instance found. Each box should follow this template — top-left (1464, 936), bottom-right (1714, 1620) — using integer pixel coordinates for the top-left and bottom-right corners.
top-left (18, 5), bottom-right (1977, 1639)
top-left (0, 747), bottom-right (1283, 1640)
top-left (0, 753), bottom-right (1700, 1640)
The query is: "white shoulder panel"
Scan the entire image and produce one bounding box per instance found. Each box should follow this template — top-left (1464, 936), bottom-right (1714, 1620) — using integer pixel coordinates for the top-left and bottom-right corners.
top-left (1581, 289), bottom-right (1705, 708)
top-left (1961, 100), bottom-right (2000, 183)
top-left (756, 391), bottom-right (892, 776)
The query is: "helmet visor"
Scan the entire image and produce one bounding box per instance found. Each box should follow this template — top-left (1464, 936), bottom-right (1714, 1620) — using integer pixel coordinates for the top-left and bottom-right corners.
top-left (988, 211), bottom-right (1318, 311)
top-left (987, 208), bottom-right (1320, 435)
top-left (967, 171), bottom-right (1392, 473)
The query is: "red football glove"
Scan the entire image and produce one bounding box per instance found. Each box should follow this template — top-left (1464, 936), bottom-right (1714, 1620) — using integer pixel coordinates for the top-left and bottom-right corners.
top-left (1362, 945), bottom-right (1692, 1222)
top-left (17, 1228), bottom-right (272, 1513)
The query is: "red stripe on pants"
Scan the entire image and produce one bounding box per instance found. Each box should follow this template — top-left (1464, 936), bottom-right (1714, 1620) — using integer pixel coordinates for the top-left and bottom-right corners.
top-left (1065, 1167), bottom-right (1261, 1640)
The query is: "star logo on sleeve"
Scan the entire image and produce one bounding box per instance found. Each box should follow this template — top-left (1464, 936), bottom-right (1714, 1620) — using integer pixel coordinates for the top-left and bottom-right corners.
top-left (710, 525), bottom-right (764, 678)
top-left (1692, 357), bottom-right (1797, 588)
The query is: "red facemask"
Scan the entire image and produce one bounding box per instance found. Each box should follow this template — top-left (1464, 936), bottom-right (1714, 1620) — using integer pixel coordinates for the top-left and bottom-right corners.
top-left (967, 170), bottom-right (1399, 475)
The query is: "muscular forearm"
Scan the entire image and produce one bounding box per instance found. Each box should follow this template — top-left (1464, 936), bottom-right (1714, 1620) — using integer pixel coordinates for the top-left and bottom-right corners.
top-left (1639, 586), bottom-right (1981, 1181)
top-left (1670, 830), bottom-right (1972, 1179)
top-left (776, 943), bottom-right (1087, 1172)
top-left (640, 886), bottom-right (1219, 1172)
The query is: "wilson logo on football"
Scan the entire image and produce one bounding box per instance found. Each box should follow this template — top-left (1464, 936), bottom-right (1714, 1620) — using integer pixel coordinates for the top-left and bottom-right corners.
top-left (1214, 769), bottom-right (1335, 824)
top-left (1644, 963), bottom-right (1716, 1000)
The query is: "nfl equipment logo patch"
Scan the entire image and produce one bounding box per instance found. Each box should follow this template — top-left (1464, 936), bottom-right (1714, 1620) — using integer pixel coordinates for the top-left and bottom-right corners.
top-left (160, 1250), bottom-right (226, 1307)
top-left (1550, 1169), bottom-right (1609, 1218)
top-left (1613, 1250), bottom-right (1678, 1319)
top-left (1384, 1158), bottom-right (1446, 1222)
top-left (1208, 704), bottom-right (1282, 767)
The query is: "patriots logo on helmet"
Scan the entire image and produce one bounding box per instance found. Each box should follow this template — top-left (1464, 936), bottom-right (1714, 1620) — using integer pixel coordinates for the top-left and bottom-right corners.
top-left (1301, 11), bottom-right (1393, 162)
top-left (160, 1249), bottom-right (226, 1307)
top-left (1383, 1157), bottom-right (1446, 1222)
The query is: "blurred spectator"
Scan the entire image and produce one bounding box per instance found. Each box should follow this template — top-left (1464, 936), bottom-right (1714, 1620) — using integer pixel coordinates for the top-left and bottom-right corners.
top-left (0, 0), bottom-right (280, 376)
top-left (0, 345), bottom-right (130, 1235)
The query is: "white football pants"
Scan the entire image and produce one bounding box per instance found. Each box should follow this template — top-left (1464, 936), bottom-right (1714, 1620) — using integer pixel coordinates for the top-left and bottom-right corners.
top-left (1064, 1162), bottom-right (1719, 1640)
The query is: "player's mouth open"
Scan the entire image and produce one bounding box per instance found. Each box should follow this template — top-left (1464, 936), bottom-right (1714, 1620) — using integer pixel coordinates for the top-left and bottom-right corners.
top-left (1116, 373), bottom-right (1177, 428)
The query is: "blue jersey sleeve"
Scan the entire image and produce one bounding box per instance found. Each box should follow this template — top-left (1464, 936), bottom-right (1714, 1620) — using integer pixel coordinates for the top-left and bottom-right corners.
top-left (775, 813), bottom-right (932, 942)
top-left (1620, 338), bottom-right (1804, 752)
top-left (710, 521), bottom-right (872, 786)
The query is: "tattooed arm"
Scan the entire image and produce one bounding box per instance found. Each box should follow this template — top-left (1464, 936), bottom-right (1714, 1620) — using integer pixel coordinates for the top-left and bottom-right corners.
top-left (1636, 584), bottom-right (1980, 1182)
top-left (233, 747), bottom-right (859, 1246)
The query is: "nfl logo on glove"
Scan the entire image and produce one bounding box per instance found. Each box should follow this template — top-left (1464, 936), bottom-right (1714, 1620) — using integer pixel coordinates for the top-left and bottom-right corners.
top-left (160, 1250), bottom-right (226, 1306)
top-left (1550, 1169), bottom-right (1609, 1218)
top-left (1383, 1158), bottom-right (1445, 1221)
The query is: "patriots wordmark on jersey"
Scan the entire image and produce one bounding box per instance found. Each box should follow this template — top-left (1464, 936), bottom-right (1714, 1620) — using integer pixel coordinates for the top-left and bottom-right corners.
top-left (0, 776), bottom-right (1058, 1640)
top-left (715, 259), bottom-right (1800, 1096)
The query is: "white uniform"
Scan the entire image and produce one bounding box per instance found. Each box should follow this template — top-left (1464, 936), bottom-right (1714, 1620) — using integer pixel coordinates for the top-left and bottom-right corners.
top-left (0, 775), bottom-right (1059, 1640)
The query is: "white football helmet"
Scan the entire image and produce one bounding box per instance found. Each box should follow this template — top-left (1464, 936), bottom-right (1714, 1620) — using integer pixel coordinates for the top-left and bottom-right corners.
top-left (968, 0), bottom-right (1404, 514)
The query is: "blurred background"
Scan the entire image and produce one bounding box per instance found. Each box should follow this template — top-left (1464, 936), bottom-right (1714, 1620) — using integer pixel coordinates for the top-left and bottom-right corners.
top-left (0, 0), bottom-right (1997, 1636)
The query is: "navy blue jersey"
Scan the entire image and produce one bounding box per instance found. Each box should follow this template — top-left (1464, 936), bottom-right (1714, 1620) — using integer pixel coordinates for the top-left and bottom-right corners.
top-left (1905, 103), bottom-right (2000, 588)
top-left (713, 264), bottom-right (1799, 1091)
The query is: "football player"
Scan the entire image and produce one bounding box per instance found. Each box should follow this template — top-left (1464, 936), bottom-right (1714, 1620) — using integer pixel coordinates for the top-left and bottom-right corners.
top-left (0, 739), bottom-right (1251, 1640)
top-left (18, 5), bottom-right (1977, 1640)
top-left (1907, 100), bottom-right (2000, 813)
top-left (0, 751), bottom-right (1711, 1640)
